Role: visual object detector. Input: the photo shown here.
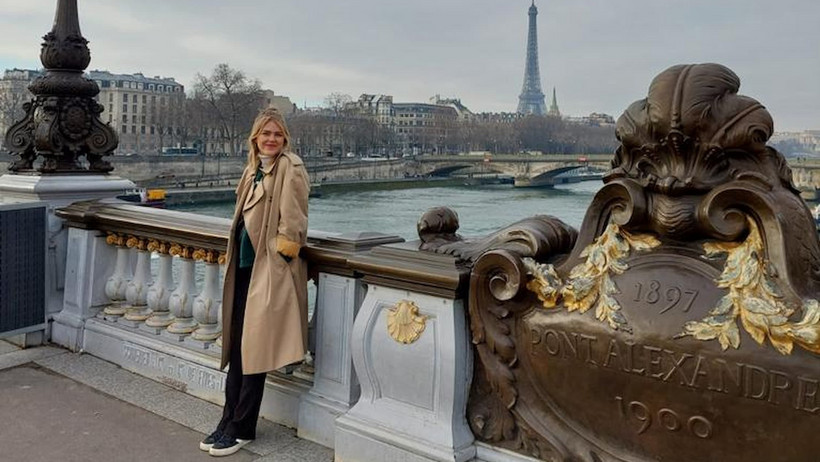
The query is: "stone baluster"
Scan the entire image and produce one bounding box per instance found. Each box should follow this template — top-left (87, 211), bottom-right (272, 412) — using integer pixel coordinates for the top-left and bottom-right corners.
top-left (143, 240), bottom-right (175, 333)
top-left (122, 236), bottom-right (153, 325)
top-left (103, 233), bottom-right (132, 317)
top-left (164, 244), bottom-right (198, 339)
top-left (188, 249), bottom-right (224, 346)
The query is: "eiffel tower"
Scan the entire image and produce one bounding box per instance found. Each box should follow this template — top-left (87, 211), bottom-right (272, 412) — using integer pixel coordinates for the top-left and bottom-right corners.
top-left (517, 1), bottom-right (547, 115)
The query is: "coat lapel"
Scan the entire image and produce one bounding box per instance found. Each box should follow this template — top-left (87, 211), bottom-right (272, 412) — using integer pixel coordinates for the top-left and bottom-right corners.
top-left (242, 179), bottom-right (265, 211)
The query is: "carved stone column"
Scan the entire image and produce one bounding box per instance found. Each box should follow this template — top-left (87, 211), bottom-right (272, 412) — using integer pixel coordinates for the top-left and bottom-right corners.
top-left (142, 240), bottom-right (175, 333)
top-left (165, 244), bottom-right (198, 338)
top-left (122, 236), bottom-right (153, 324)
top-left (103, 233), bottom-right (132, 317)
top-left (188, 249), bottom-right (223, 344)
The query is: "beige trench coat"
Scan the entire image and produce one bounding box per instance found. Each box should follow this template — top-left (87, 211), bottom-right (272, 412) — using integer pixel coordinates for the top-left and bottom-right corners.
top-left (220, 151), bottom-right (310, 374)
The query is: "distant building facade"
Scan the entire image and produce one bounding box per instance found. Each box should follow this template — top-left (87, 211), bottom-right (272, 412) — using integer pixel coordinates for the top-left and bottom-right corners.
top-left (564, 112), bottom-right (616, 127)
top-left (262, 89), bottom-right (296, 115)
top-left (344, 94), bottom-right (460, 154)
top-left (430, 95), bottom-right (473, 121)
top-left (771, 130), bottom-right (820, 155)
top-left (1, 68), bottom-right (185, 155)
top-left (0, 69), bottom-right (43, 149)
top-left (393, 103), bottom-right (458, 154)
top-left (351, 94), bottom-right (395, 125)
top-left (90, 70), bottom-right (185, 155)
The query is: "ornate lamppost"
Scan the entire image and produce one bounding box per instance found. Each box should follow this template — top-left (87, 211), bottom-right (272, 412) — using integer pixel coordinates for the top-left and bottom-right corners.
top-left (4, 0), bottom-right (117, 174)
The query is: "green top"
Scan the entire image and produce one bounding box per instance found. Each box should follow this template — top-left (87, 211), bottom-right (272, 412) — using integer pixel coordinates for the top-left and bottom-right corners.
top-left (238, 168), bottom-right (265, 268)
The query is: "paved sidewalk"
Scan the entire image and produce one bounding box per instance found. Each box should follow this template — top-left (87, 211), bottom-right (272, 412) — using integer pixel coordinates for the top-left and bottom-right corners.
top-left (0, 340), bottom-right (333, 462)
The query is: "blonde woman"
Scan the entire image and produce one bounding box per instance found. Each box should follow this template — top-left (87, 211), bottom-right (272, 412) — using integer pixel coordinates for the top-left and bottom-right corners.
top-left (201, 108), bottom-right (310, 457)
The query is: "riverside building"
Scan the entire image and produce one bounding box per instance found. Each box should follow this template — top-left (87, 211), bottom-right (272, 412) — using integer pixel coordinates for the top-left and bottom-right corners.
top-left (0, 68), bottom-right (185, 155)
top-left (90, 70), bottom-right (185, 155)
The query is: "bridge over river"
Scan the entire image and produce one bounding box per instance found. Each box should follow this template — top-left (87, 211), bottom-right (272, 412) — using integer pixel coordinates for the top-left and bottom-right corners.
top-left (416, 153), bottom-right (612, 187)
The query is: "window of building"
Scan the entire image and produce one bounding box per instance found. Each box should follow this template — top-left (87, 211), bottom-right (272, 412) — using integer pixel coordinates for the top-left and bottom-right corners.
top-left (108, 93), bottom-right (113, 102)
top-left (158, 85), bottom-right (163, 92)
top-left (131, 125), bottom-right (136, 134)
top-left (108, 104), bottom-right (112, 113)
top-left (141, 116), bottom-right (146, 124)
top-left (151, 95), bottom-right (156, 104)
top-left (122, 115), bottom-right (127, 123)
top-left (150, 126), bottom-right (155, 135)
top-left (123, 104), bottom-right (127, 112)
top-left (140, 126), bottom-right (145, 134)
top-left (121, 125), bottom-right (127, 134)
top-left (123, 93), bottom-right (128, 102)
top-left (132, 115), bottom-right (136, 123)
top-left (132, 104), bottom-right (137, 113)
top-left (160, 97), bottom-right (166, 106)
top-left (142, 95), bottom-right (147, 104)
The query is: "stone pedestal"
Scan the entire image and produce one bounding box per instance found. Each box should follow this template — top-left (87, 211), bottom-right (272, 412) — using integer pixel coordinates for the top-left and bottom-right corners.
top-left (52, 227), bottom-right (117, 351)
top-left (0, 174), bottom-right (134, 347)
top-left (297, 273), bottom-right (365, 448)
top-left (335, 284), bottom-right (475, 462)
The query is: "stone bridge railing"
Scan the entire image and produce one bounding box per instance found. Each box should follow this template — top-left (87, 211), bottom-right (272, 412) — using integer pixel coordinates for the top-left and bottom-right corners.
top-left (49, 200), bottom-right (479, 460)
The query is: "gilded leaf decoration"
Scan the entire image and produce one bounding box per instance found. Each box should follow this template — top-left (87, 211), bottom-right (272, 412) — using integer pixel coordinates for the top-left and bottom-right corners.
top-left (678, 218), bottom-right (820, 355)
top-left (522, 258), bottom-right (562, 308)
top-left (523, 223), bottom-right (660, 333)
top-left (562, 223), bottom-right (659, 332)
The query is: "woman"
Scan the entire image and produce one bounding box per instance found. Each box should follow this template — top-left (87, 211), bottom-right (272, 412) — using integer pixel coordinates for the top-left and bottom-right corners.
top-left (201, 107), bottom-right (310, 457)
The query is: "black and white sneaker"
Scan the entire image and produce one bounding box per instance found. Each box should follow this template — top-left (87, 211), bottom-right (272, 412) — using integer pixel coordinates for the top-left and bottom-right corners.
top-left (199, 429), bottom-right (223, 451)
top-left (208, 434), bottom-right (251, 457)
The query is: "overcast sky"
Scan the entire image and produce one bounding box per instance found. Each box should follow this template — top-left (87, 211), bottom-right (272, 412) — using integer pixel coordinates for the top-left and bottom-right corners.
top-left (0, 0), bottom-right (817, 131)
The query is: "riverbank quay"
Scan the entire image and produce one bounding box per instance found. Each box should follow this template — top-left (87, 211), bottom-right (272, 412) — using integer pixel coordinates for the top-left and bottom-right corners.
top-left (163, 175), bottom-right (511, 206)
top-left (0, 339), bottom-right (331, 462)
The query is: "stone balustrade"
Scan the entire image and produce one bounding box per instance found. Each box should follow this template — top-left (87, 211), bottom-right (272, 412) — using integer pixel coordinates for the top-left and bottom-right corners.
top-left (51, 199), bottom-right (487, 458)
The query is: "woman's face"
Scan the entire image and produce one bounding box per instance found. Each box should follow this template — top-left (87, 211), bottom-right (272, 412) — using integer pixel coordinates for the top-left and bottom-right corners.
top-left (257, 121), bottom-right (285, 157)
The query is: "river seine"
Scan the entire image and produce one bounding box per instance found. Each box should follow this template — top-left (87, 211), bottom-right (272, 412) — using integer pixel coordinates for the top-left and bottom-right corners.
top-left (171, 180), bottom-right (602, 240)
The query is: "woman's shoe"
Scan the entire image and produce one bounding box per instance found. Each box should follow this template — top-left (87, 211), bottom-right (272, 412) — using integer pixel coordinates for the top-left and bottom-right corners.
top-left (208, 434), bottom-right (251, 457)
top-left (199, 429), bottom-right (223, 451)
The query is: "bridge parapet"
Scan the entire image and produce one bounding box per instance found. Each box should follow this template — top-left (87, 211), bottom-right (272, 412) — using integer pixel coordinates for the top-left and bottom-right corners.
top-left (51, 200), bottom-right (482, 458)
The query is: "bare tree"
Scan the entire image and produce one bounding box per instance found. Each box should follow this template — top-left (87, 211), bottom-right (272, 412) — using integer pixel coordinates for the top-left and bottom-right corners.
top-left (323, 92), bottom-right (353, 116)
top-left (193, 64), bottom-right (264, 157)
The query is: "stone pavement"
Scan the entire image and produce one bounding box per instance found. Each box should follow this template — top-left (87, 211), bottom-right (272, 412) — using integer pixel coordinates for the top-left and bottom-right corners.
top-left (0, 340), bottom-right (333, 462)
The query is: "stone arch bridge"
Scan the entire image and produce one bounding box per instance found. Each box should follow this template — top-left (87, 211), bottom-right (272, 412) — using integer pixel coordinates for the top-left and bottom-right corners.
top-left (416, 153), bottom-right (612, 187)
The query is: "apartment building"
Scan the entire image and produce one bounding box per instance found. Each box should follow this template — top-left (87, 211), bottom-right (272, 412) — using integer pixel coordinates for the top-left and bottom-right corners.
top-left (0, 68), bottom-right (185, 155)
top-left (393, 102), bottom-right (458, 154)
top-left (90, 70), bottom-right (185, 155)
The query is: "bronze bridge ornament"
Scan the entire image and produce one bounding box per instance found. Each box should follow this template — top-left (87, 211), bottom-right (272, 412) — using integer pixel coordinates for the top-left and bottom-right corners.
top-left (420, 63), bottom-right (820, 461)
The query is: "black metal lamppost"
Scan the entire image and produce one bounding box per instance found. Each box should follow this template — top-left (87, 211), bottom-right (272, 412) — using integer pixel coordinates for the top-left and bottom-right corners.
top-left (4, 0), bottom-right (117, 174)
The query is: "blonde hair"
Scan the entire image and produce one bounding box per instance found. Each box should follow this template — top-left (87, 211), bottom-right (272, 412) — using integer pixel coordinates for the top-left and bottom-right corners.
top-left (247, 107), bottom-right (292, 167)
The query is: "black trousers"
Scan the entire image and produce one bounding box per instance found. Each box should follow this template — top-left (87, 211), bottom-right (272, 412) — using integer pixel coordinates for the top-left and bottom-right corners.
top-left (217, 264), bottom-right (266, 440)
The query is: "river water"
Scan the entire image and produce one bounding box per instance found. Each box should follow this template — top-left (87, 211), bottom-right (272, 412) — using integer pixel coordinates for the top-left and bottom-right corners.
top-left (171, 180), bottom-right (603, 240)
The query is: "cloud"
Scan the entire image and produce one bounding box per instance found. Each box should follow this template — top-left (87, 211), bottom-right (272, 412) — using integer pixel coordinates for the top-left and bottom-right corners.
top-left (1, 0), bottom-right (818, 131)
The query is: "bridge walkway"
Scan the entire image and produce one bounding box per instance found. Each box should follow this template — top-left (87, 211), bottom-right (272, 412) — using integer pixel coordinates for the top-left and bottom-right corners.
top-left (0, 340), bottom-right (332, 462)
